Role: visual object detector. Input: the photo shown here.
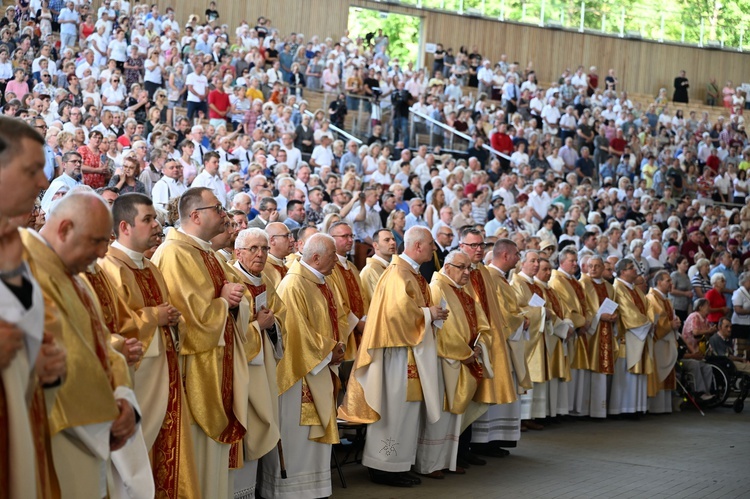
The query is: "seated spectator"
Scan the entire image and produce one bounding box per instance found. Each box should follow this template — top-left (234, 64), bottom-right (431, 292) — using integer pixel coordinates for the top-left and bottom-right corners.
top-left (707, 318), bottom-right (750, 374)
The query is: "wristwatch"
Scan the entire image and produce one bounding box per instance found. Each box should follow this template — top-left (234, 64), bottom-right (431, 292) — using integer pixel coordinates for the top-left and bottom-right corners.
top-left (0, 263), bottom-right (25, 281)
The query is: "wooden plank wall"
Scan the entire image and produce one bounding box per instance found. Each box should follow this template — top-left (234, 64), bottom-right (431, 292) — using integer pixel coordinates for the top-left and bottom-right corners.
top-left (153, 0), bottom-right (748, 99)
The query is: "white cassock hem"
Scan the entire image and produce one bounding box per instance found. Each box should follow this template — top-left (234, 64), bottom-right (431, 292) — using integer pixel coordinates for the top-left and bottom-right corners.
top-left (608, 357), bottom-right (647, 414)
top-left (568, 369), bottom-right (591, 416)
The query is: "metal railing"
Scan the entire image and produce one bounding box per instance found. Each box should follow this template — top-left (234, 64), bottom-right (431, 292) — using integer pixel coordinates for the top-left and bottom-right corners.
top-left (408, 107), bottom-right (511, 160)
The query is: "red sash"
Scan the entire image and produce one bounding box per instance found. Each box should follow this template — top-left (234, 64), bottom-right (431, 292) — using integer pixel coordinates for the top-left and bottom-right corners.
top-left (451, 285), bottom-right (483, 380)
top-left (244, 281), bottom-right (266, 299)
top-left (198, 251), bottom-right (245, 448)
top-left (592, 281), bottom-right (615, 375)
top-left (415, 273), bottom-right (431, 305)
top-left (470, 269), bottom-right (491, 325)
top-left (545, 285), bottom-right (564, 319)
top-left (85, 270), bottom-right (119, 336)
top-left (567, 276), bottom-right (588, 317)
top-left (525, 280), bottom-right (545, 300)
top-left (132, 267), bottom-right (184, 496)
top-left (30, 383), bottom-right (59, 498)
top-left (339, 264), bottom-right (364, 318)
top-left (69, 275), bottom-right (115, 388)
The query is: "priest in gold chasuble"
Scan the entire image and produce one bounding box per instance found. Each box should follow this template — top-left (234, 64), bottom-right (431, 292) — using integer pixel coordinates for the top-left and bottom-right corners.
top-left (264, 222), bottom-right (293, 289)
top-left (151, 187), bottom-right (251, 499)
top-left (23, 192), bottom-right (139, 499)
top-left (99, 193), bottom-right (200, 499)
top-left (467, 238), bottom-right (527, 458)
top-left (359, 228), bottom-right (397, 304)
top-left (580, 255), bottom-right (619, 419)
top-left (231, 228), bottom-right (287, 499)
top-left (416, 251), bottom-right (492, 477)
top-left (259, 233), bottom-right (345, 499)
top-left (610, 258), bottom-right (654, 416)
top-left (646, 271), bottom-right (681, 414)
top-left (339, 227), bottom-right (445, 488)
top-left (549, 247), bottom-right (592, 417)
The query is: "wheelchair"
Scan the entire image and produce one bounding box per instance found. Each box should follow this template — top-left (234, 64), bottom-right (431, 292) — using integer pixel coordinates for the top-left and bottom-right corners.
top-left (704, 356), bottom-right (750, 413)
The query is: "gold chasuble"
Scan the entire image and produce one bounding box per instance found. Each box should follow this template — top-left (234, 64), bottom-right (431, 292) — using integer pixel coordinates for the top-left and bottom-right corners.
top-left (276, 260), bottom-right (341, 444)
top-left (328, 257), bottom-right (370, 359)
top-left (580, 275), bottom-right (617, 375)
top-left (511, 274), bottom-right (549, 383)
top-left (481, 264), bottom-right (531, 395)
top-left (233, 261), bottom-right (288, 460)
top-left (359, 256), bottom-right (389, 304)
top-left (549, 270), bottom-right (592, 370)
top-left (646, 289), bottom-right (678, 396)
top-left (339, 255), bottom-right (434, 423)
top-left (151, 229), bottom-right (248, 451)
top-left (430, 273), bottom-right (493, 415)
top-left (536, 280), bottom-right (573, 382)
top-left (613, 279), bottom-right (654, 375)
top-left (264, 254), bottom-right (288, 289)
top-left (99, 245), bottom-right (200, 498)
top-left (21, 229), bottom-right (132, 498)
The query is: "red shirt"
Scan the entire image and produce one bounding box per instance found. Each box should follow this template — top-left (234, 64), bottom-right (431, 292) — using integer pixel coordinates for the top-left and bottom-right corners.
top-left (705, 288), bottom-right (726, 323)
top-left (491, 132), bottom-right (513, 155)
top-left (706, 155), bottom-right (720, 173)
top-left (610, 137), bottom-right (627, 155)
top-left (208, 89), bottom-right (230, 120)
top-left (78, 145), bottom-right (105, 189)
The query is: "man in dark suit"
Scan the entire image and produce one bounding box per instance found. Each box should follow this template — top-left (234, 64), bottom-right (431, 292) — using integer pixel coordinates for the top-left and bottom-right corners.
top-left (246, 196), bottom-right (278, 229)
top-left (419, 226), bottom-right (454, 282)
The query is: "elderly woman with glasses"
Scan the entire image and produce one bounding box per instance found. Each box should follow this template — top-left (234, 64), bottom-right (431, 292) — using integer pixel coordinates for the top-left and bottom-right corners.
top-left (108, 155), bottom-right (147, 194)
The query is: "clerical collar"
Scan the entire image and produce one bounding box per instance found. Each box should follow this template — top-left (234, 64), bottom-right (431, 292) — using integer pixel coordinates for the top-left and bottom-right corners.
top-left (218, 248), bottom-right (233, 259)
top-left (373, 254), bottom-right (390, 267)
top-left (178, 228), bottom-right (212, 252)
top-left (488, 263), bottom-right (507, 278)
top-left (299, 259), bottom-right (325, 284)
top-left (653, 288), bottom-right (667, 299)
top-left (440, 271), bottom-right (461, 288)
top-left (268, 253), bottom-right (286, 266)
top-left (534, 277), bottom-right (549, 289)
top-left (436, 242), bottom-right (448, 252)
top-left (112, 240), bottom-right (144, 269)
top-left (400, 253), bottom-right (420, 271)
top-left (234, 261), bottom-right (262, 285)
top-left (616, 277), bottom-right (634, 290)
top-left (337, 254), bottom-right (349, 267)
top-left (592, 277), bottom-right (603, 284)
top-left (518, 271), bottom-right (533, 283)
top-left (559, 269), bottom-right (573, 279)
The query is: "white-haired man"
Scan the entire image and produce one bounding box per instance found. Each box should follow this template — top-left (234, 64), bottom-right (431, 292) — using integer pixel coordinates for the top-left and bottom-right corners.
top-left (340, 226), bottom-right (448, 488)
top-left (232, 228), bottom-right (286, 499)
top-left (259, 233), bottom-right (345, 498)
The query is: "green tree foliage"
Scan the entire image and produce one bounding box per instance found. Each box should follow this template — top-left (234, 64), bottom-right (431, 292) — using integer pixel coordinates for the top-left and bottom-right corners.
top-left (348, 8), bottom-right (422, 65)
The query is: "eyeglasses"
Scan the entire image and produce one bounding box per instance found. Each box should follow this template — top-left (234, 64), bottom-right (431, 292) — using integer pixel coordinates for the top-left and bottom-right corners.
top-left (270, 233), bottom-right (293, 239)
top-left (446, 263), bottom-right (471, 271)
top-left (35, 124), bottom-right (47, 129)
top-left (438, 232), bottom-right (454, 237)
top-left (332, 233), bottom-right (354, 239)
top-left (194, 203), bottom-right (226, 214)
top-left (237, 245), bottom-right (270, 254)
top-left (112, 79), bottom-right (120, 82)
top-left (42, 75), bottom-right (50, 78)
top-left (68, 159), bottom-right (82, 164)
top-left (461, 242), bottom-right (486, 249)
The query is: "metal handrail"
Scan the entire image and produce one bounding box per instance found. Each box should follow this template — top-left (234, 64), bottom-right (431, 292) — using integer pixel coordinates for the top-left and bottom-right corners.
top-left (408, 107), bottom-right (512, 160)
top-left (293, 103), bottom-right (363, 145)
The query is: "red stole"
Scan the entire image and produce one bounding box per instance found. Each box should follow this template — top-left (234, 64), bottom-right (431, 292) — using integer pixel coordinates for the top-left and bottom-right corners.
top-left (525, 279), bottom-right (544, 299)
top-left (470, 269), bottom-right (491, 325)
top-left (451, 285), bottom-right (483, 380)
top-left (627, 286), bottom-right (647, 315)
top-left (567, 276), bottom-right (588, 317)
top-left (85, 270), bottom-right (119, 336)
top-left (339, 264), bottom-right (364, 318)
top-left (0, 380), bottom-right (7, 499)
top-left (271, 263), bottom-right (287, 280)
top-left (244, 281), bottom-right (266, 299)
top-left (545, 285), bottom-right (564, 319)
top-left (69, 275), bottom-right (115, 388)
top-left (197, 251), bottom-right (245, 449)
top-left (315, 282), bottom-right (340, 343)
top-left (132, 267), bottom-right (184, 497)
top-left (592, 280), bottom-right (615, 375)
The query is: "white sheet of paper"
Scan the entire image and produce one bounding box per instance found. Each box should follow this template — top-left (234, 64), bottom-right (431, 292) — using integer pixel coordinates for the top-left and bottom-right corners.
top-left (529, 293), bottom-right (546, 307)
top-left (433, 298), bottom-right (447, 329)
top-left (254, 291), bottom-right (267, 313)
top-left (599, 298), bottom-right (619, 316)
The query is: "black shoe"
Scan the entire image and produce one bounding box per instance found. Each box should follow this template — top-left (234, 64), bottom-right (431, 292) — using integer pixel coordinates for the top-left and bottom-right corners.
top-left (368, 469), bottom-right (414, 487)
top-left (465, 453), bottom-right (487, 466)
top-left (400, 472), bottom-right (421, 485)
top-left (474, 447), bottom-right (509, 458)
